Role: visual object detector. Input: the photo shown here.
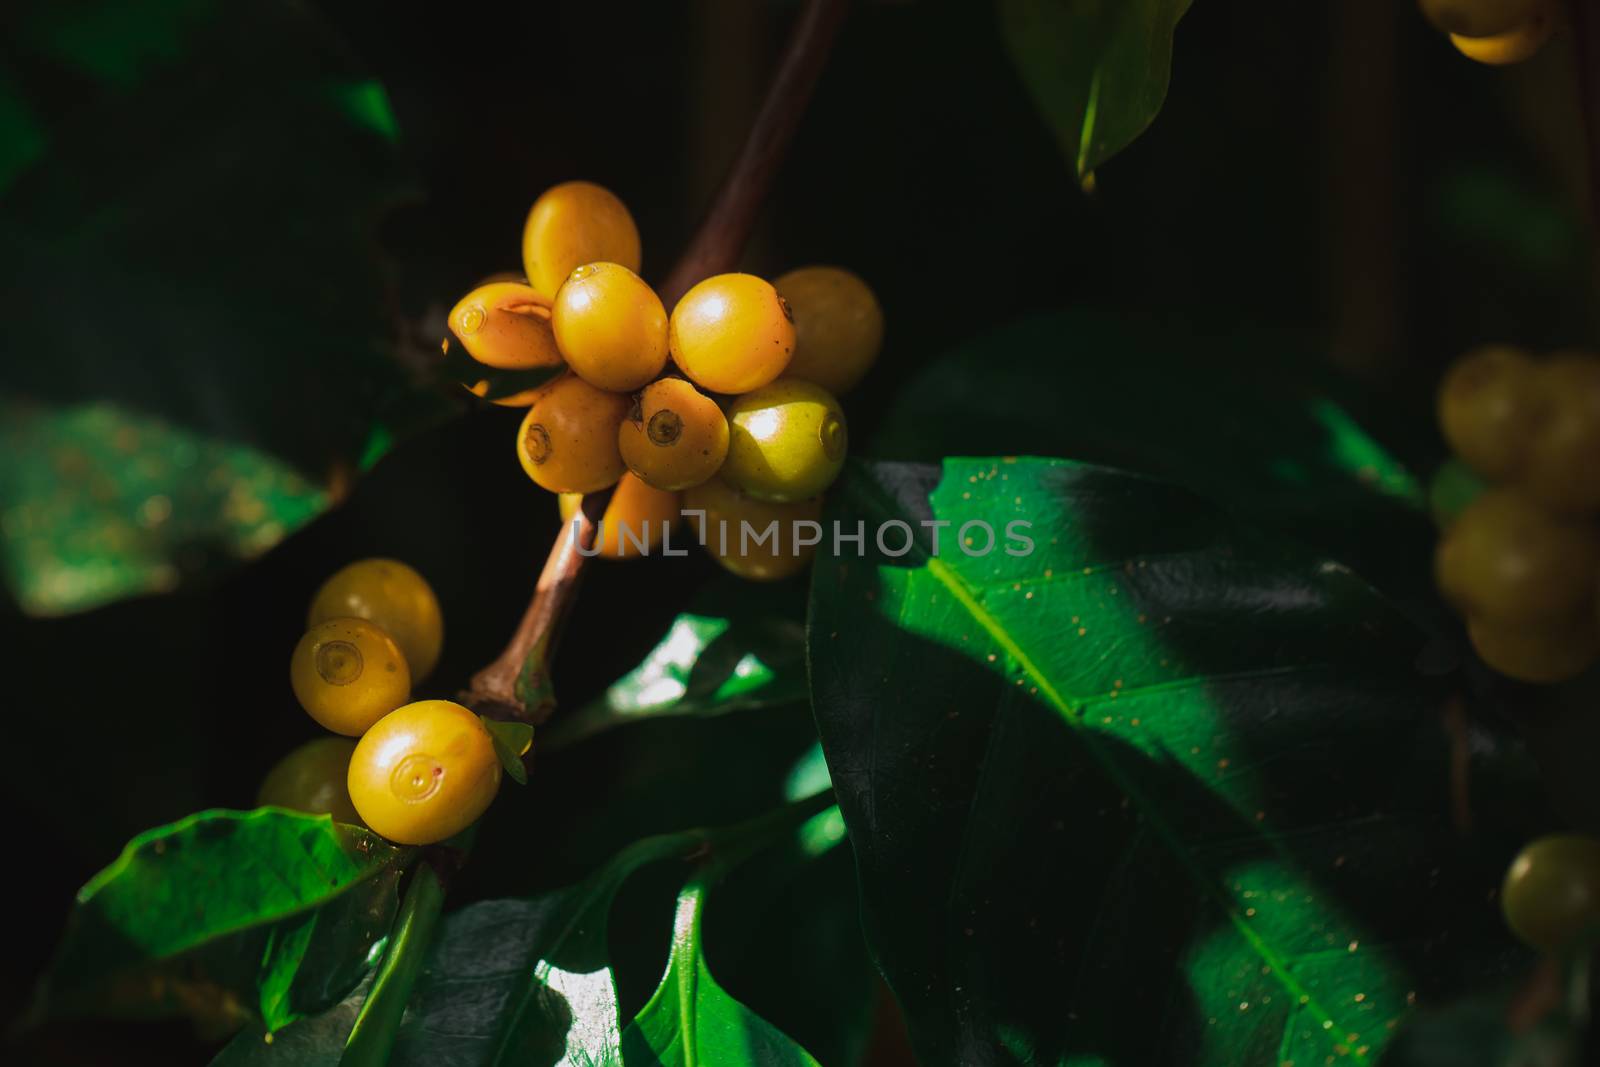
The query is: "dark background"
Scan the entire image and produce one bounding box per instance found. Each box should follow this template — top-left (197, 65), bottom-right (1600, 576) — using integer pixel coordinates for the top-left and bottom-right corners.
top-left (3, 1), bottom-right (1593, 1062)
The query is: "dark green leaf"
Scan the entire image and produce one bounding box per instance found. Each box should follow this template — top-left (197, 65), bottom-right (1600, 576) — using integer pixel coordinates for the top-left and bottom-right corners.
top-left (999, 0), bottom-right (1192, 179)
top-left (869, 310), bottom-right (1430, 595)
top-left (808, 458), bottom-right (1532, 1066)
top-left (214, 801), bottom-right (835, 1066)
top-left (543, 577), bottom-right (809, 750)
top-left (0, 0), bottom-right (446, 616)
top-left (35, 809), bottom-right (413, 1034)
top-left (482, 718), bottom-right (534, 785)
top-left (341, 865), bottom-right (446, 1067)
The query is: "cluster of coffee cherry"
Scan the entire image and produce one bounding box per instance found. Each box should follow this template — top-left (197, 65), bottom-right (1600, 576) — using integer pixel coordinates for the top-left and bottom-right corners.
top-left (1433, 347), bottom-right (1600, 683)
top-left (260, 559), bottom-right (506, 845)
top-left (447, 181), bottom-right (882, 580)
top-left (1418, 0), bottom-right (1558, 65)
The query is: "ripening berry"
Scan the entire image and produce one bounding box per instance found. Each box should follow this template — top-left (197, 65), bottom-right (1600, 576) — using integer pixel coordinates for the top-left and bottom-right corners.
top-left (347, 700), bottom-right (502, 845)
top-left (1502, 834), bottom-right (1600, 951)
top-left (1468, 612), bottom-right (1598, 683)
top-left (517, 374), bottom-right (630, 494)
top-left (1450, 10), bottom-right (1555, 64)
top-left (1419, 0), bottom-right (1547, 38)
top-left (669, 273), bottom-right (795, 394)
top-left (722, 378), bottom-right (847, 502)
top-left (308, 559), bottom-right (444, 682)
top-left (774, 266), bottom-right (884, 395)
top-left (1523, 352), bottom-right (1600, 515)
top-left (1434, 491), bottom-right (1599, 623)
top-left (551, 262), bottom-right (668, 392)
top-left (1437, 345), bottom-right (1537, 481)
top-left (257, 737), bottom-right (364, 826)
top-left (618, 377), bottom-right (729, 491)
top-left (522, 181), bottom-right (642, 300)
top-left (684, 477), bottom-right (823, 581)
top-left (448, 282), bottom-right (562, 370)
top-left (558, 473), bottom-right (680, 560)
top-left (291, 618), bottom-right (412, 736)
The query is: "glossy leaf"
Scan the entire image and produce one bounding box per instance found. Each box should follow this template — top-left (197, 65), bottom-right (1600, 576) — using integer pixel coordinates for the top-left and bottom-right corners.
top-left (808, 458), bottom-right (1532, 1066)
top-left (999, 0), bottom-right (1192, 179)
top-left (35, 809), bottom-right (412, 1034)
top-left (543, 578), bottom-right (809, 750)
top-left (869, 310), bottom-right (1430, 595)
top-left (482, 718), bottom-right (534, 786)
top-left (0, 0), bottom-right (442, 616)
top-left (214, 801), bottom-right (835, 1066)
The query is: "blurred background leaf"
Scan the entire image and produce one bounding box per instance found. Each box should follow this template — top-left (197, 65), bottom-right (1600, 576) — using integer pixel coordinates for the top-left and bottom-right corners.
top-left (0, 0), bottom-right (444, 617)
top-left (999, 0), bottom-right (1192, 179)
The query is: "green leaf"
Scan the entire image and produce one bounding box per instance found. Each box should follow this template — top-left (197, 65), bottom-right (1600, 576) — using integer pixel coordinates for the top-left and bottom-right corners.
top-left (0, 0), bottom-right (446, 616)
top-left (999, 0), bottom-right (1192, 179)
top-left (339, 865), bottom-right (446, 1067)
top-left (807, 458), bottom-right (1532, 1066)
top-left (35, 809), bottom-right (413, 1034)
top-left (544, 577), bottom-right (809, 750)
top-left (870, 310), bottom-right (1429, 595)
top-left (214, 801), bottom-right (836, 1066)
top-left (619, 875), bottom-right (823, 1067)
top-left (482, 718), bottom-right (535, 786)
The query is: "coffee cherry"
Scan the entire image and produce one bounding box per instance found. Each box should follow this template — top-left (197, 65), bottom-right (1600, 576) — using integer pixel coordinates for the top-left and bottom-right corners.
top-left (1438, 345), bottom-right (1536, 481)
top-left (774, 266), bottom-right (883, 395)
top-left (558, 473), bottom-right (680, 560)
top-left (309, 559), bottom-right (444, 682)
top-left (550, 262), bottom-right (668, 392)
top-left (1502, 834), bottom-right (1600, 952)
top-left (669, 273), bottom-right (795, 394)
top-left (522, 181), bottom-right (642, 300)
top-left (1434, 491), bottom-right (1599, 623)
top-left (618, 377), bottom-right (729, 491)
top-left (722, 378), bottom-right (847, 502)
top-left (1451, 10), bottom-right (1555, 64)
top-left (1468, 611), bottom-right (1598, 683)
top-left (347, 700), bottom-right (501, 845)
top-left (1523, 353), bottom-right (1600, 515)
top-left (291, 618), bottom-right (412, 736)
top-left (517, 374), bottom-right (630, 494)
top-left (1419, 0), bottom-right (1546, 38)
top-left (447, 282), bottom-right (562, 370)
top-left (257, 737), bottom-right (363, 826)
top-left (683, 477), bottom-right (823, 581)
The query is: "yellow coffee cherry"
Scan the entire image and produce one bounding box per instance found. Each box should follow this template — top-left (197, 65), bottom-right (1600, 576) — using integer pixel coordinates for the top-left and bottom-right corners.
top-left (684, 477), bottom-right (822, 581)
top-left (347, 700), bottom-right (502, 845)
top-left (1450, 10), bottom-right (1555, 64)
top-left (1434, 491), bottom-right (1599, 623)
top-left (774, 266), bottom-right (884, 395)
top-left (447, 282), bottom-right (563, 370)
top-left (1419, 0), bottom-right (1547, 38)
top-left (517, 374), bottom-right (630, 494)
top-left (308, 559), bottom-right (444, 682)
top-left (669, 273), bottom-right (795, 394)
top-left (290, 618), bottom-right (412, 736)
top-left (550, 262), bottom-right (669, 392)
top-left (558, 473), bottom-right (681, 560)
top-left (521, 181), bottom-right (642, 300)
top-left (1469, 612), bottom-right (1599, 683)
top-left (1523, 352), bottom-right (1600, 515)
top-left (1437, 345), bottom-right (1536, 482)
top-left (257, 737), bottom-right (364, 826)
top-left (1502, 834), bottom-right (1600, 951)
top-left (722, 378), bottom-right (847, 502)
top-left (617, 377), bottom-right (729, 491)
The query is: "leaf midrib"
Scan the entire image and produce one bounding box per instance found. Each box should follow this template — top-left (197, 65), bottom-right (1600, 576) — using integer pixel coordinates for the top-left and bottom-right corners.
top-left (921, 551), bottom-right (1361, 1059)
